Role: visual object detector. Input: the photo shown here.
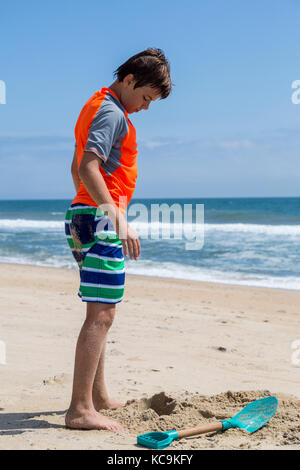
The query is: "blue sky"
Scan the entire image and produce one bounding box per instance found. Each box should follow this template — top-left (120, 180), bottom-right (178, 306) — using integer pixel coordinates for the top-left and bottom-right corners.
top-left (0, 0), bottom-right (299, 199)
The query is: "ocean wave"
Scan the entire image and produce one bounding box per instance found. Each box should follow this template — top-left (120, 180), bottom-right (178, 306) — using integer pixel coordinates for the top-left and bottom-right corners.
top-left (125, 260), bottom-right (300, 290)
top-left (131, 221), bottom-right (300, 237)
top-left (0, 218), bottom-right (63, 230)
top-left (0, 217), bottom-right (300, 237)
top-left (204, 223), bottom-right (300, 236)
top-left (1, 254), bottom-right (298, 290)
top-left (0, 254), bottom-right (76, 270)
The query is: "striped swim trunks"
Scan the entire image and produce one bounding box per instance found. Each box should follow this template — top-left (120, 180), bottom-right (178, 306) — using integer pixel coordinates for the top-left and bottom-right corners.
top-left (64, 203), bottom-right (125, 304)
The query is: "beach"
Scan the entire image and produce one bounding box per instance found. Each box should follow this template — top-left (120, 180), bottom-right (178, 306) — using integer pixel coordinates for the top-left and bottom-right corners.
top-left (1, 0), bottom-right (300, 453)
top-left (0, 263), bottom-right (299, 450)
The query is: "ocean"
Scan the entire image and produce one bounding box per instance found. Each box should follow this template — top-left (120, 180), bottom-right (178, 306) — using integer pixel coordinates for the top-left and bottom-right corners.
top-left (0, 197), bottom-right (299, 290)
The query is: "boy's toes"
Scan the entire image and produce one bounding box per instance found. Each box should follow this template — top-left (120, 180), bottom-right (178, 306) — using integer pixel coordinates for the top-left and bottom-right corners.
top-left (65, 409), bottom-right (125, 431)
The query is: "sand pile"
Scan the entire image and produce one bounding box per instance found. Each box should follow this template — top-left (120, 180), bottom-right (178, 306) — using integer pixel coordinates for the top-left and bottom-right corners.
top-left (1, 389), bottom-right (299, 449)
top-left (101, 390), bottom-right (300, 449)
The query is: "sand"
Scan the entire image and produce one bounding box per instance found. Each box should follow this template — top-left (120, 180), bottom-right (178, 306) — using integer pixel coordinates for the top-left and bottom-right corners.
top-left (0, 263), bottom-right (299, 450)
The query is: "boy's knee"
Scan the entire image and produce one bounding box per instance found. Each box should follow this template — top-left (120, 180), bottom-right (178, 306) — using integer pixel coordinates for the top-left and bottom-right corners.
top-left (86, 303), bottom-right (116, 330)
top-left (98, 309), bottom-right (115, 329)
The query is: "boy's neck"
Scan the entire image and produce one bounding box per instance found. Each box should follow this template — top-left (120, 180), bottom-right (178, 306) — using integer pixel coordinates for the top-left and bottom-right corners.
top-left (108, 81), bottom-right (122, 103)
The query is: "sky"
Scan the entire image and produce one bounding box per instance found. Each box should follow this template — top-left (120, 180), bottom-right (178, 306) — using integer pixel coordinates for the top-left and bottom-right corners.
top-left (0, 0), bottom-right (299, 199)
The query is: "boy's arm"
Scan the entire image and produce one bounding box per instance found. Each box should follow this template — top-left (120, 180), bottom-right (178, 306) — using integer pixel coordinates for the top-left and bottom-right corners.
top-left (79, 151), bottom-right (141, 260)
top-left (71, 147), bottom-right (80, 193)
top-left (79, 150), bottom-right (116, 212)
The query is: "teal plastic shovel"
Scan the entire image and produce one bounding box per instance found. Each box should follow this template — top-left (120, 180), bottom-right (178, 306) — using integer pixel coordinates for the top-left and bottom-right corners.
top-left (137, 396), bottom-right (278, 449)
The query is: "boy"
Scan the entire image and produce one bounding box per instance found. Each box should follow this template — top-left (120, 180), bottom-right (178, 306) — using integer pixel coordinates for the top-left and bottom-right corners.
top-left (64, 48), bottom-right (172, 431)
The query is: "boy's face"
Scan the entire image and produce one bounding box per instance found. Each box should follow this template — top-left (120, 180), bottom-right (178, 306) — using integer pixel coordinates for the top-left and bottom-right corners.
top-left (120, 74), bottom-right (161, 114)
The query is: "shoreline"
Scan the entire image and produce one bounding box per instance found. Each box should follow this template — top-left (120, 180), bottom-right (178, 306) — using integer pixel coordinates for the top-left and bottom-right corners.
top-left (0, 261), bottom-right (298, 293)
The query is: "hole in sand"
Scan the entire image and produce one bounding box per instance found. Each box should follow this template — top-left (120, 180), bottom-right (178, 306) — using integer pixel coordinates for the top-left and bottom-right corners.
top-left (137, 392), bottom-right (177, 416)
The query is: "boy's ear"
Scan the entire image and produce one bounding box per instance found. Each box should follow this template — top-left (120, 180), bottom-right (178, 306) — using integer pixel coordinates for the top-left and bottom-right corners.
top-left (123, 74), bottom-right (135, 88)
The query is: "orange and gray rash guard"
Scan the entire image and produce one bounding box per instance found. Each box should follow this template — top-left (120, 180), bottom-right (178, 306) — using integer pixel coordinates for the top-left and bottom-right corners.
top-left (72, 87), bottom-right (138, 214)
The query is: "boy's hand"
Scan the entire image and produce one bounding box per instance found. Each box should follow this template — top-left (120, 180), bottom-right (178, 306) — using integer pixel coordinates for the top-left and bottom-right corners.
top-left (117, 217), bottom-right (141, 260)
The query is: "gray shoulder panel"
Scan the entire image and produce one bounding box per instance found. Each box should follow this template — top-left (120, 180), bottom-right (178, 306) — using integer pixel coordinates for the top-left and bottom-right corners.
top-left (84, 95), bottom-right (128, 166)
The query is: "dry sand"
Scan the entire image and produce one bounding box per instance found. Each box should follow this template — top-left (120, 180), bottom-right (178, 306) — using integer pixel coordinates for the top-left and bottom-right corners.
top-left (0, 263), bottom-right (299, 450)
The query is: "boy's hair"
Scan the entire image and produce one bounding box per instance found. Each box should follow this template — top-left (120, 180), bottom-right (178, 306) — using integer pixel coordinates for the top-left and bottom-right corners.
top-left (114, 48), bottom-right (172, 99)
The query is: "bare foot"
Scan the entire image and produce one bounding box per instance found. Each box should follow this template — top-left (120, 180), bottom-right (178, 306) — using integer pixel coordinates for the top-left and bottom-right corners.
top-left (94, 397), bottom-right (124, 411)
top-left (65, 408), bottom-right (125, 431)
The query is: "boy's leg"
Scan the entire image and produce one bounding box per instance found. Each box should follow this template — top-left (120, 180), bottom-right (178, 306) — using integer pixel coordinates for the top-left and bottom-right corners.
top-left (65, 302), bottom-right (124, 431)
top-left (92, 339), bottom-right (123, 410)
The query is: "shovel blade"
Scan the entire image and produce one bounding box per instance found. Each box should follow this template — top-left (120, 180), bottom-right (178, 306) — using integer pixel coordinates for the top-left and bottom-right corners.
top-left (228, 396), bottom-right (278, 433)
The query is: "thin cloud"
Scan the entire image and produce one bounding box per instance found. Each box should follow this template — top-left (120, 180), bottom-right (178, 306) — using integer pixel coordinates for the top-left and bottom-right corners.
top-left (217, 139), bottom-right (254, 149)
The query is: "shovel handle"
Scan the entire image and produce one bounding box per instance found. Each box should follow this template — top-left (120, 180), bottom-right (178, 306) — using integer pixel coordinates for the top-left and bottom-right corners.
top-left (177, 421), bottom-right (223, 439)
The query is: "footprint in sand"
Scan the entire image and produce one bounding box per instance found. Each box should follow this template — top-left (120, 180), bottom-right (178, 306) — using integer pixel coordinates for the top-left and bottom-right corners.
top-left (110, 349), bottom-right (124, 356)
top-left (43, 373), bottom-right (71, 385)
